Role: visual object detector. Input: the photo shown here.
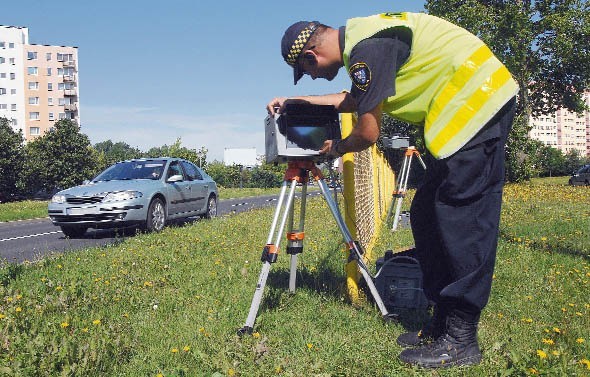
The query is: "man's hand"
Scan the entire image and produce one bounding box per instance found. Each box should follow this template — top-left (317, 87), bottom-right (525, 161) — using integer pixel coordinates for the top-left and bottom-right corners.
top-left (319, 139), bottom-right (342, 158)
top-left (266, 97), bottom-right (288, 115)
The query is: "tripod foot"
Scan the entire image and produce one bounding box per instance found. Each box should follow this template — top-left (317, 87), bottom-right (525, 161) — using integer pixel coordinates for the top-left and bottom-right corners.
top-left (237, 326), bottom-right (253, 337)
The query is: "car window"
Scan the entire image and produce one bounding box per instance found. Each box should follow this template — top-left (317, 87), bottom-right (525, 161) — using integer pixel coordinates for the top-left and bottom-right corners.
top-left (166, 161), bottom-right (184, 180)
top-left (93, 160), bottom-right (166, 181)
top-left (181, 161), bottom-right (203, 180)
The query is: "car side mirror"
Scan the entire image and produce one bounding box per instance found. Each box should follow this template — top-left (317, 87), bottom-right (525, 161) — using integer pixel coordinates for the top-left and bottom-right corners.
top-left (82, 180), bottom-right (90, 185)
top-left (167, 174), bottom-right (184, 183)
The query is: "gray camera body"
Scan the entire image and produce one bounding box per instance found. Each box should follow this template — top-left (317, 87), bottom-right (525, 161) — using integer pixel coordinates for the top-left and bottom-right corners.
top-left (381, 135), bottom-right (410, 150)
top-left (265, 104), bottom-right (341, 164)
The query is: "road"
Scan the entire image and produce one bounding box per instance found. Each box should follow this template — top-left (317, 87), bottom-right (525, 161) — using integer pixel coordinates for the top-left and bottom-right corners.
top-left (0, 192), bottom-right (325, 264)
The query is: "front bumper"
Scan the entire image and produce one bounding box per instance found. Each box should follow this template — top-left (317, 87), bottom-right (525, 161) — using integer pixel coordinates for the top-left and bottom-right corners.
top-left (48, 202), bottom-right (146, 228)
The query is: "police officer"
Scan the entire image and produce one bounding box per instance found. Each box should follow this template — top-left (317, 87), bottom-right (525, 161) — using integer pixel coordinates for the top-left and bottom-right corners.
top-left (267, 12), bottom-right (518, 368)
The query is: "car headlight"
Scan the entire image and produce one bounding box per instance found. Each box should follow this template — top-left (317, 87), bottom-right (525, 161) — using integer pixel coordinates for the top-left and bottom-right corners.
top-left (103, 191), bottom-right (143, 202)
top-left (51, 194), bottom-right (66, 204)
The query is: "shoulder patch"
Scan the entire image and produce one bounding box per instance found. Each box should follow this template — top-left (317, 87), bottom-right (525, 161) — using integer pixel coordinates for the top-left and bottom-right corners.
top-left (349, 62), bottom-right (371, 91)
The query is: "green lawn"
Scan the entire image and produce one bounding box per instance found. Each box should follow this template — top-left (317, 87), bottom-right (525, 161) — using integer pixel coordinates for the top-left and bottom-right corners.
top-left (0, 178), bottom-right (588, 376)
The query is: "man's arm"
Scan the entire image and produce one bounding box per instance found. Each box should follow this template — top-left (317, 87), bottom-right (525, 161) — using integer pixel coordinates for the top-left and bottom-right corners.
top-left (266, 92), bottom-right (357, 115)
top-left (320, 104), bottom-right (382, 157)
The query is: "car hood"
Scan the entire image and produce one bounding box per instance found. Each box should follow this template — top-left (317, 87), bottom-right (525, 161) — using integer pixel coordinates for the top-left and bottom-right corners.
top-left (57, 180), bottom-right (162, 196)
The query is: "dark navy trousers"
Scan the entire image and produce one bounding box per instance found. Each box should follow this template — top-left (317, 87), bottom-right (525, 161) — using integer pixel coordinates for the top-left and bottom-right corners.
top-left (410, 98), bottom-right (516, 321)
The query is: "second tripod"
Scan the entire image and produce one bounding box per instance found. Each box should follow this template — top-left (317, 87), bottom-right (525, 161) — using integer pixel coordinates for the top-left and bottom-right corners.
top-left (238, 160), bottom-right (392, 335)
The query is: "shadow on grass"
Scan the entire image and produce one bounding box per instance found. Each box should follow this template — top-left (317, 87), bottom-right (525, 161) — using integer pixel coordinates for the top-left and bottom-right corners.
top-left (252, 245), bottom-right (431, 332)
top-left (500, 230), bottom-right (589, 261)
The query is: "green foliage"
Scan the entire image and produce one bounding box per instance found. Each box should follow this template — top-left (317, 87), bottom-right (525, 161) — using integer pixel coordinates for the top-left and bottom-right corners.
top-left (206, 161), bottom-right (284, 188)
top-left (0, 118), bottom-right (24, 200)
top-left (93, 140), bottom-right (143, 171)
top-left (20, 120), bottom-right (99, 195)
top-left (143, 138), bottom-right (207, 168)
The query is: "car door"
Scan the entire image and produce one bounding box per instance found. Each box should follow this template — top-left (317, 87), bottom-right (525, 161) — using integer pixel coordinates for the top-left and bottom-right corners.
top-left (165, 160), bottom-right (191, 217)
top-left (181, 160), bottom-right (208, 213)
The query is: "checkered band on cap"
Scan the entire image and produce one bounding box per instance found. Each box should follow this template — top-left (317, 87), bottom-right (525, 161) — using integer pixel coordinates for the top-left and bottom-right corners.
top-left (285, 23), bottom-right (318, 67)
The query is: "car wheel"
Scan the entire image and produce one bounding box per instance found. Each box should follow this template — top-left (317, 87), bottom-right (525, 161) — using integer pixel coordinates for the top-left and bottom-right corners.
top-left (205, 195), bottom-right (217, 219)
top-left (146, 197), bottom-right (166, 232)
top-left (60, 225), bottom-right (88, 238)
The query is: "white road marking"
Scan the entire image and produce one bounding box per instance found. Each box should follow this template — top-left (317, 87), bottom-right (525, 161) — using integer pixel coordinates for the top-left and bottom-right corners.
top-left (0, 230), bottom-right (62, 242)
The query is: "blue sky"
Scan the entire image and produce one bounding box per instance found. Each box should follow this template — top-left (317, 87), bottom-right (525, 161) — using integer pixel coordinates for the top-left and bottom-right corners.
top-left (3, 0), bottom-right (425, 161)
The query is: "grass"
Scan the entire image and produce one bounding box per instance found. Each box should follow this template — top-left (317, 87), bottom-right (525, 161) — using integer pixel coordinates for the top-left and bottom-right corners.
top-left (0, 188), bottom-right (282, 223)
top-left (0, 178), bottom-right (588, 376)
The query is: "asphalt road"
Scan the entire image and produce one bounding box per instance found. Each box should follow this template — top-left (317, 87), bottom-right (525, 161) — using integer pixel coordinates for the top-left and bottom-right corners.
top-left (0, 192), bottom-right (324, 264)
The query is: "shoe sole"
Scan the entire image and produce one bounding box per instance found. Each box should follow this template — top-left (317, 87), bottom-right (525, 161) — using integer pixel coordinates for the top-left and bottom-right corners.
top-left (399, 353), bottom-right (482, 368)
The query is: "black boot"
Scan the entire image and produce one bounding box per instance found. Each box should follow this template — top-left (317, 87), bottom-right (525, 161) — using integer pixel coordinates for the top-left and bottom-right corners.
top-left (398, 313), bottom-right (482, 368)
top-left (396, 306), bottom-right (447, 348)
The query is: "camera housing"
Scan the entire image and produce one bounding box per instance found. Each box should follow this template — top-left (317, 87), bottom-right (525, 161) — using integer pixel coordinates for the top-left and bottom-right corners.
top-left (265, 104), bottom-right (341, 163)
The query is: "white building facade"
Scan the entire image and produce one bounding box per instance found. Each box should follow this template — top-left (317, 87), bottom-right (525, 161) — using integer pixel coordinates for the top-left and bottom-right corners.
top-left (0, 25), bottom-right (79, 141)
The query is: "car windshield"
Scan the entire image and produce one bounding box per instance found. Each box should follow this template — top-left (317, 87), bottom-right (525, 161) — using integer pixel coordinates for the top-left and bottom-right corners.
top-left (93, 160), bottom-right (167, 182)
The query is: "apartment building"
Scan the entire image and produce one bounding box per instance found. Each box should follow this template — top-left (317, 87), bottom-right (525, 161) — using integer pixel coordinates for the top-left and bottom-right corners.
top-left (0, 25), bottom-right (79, 141)
top-left (529, 91), bottom-right (590, 157)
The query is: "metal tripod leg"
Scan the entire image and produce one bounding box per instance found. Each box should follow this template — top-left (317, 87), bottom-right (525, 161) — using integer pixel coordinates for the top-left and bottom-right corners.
top-left (391, 153), bottom-right (413, 231)
top-left (315, 178), bottom-right (392, 320)
top-left (288, 181), bottom-right (307, 293)
top-left (238, 179), bottom-right (299, 335)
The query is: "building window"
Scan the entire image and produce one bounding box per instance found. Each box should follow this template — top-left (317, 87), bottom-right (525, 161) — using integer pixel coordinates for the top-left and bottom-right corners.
top-left (11, 118), bottom-right (17, 126)
top-left (29, 97), bottom-right (39, 105)
top-left (8, 43), bottom-right (14, 49)
top-left (58, 113), bottom-right (66, 120)
top-left (30, 127), bottom-right (40, 135)
top-left (27, 51), bottom-right (37, 60)
top-left (29, 112), bottom-right (40, 120)
top-left (9, 58), bottom-right (14, 65)
top-left (28, 82), bottom-right (38, 90)
top-left (0, 57), bottom-right (4, 64)
top-left (46, 52), bottom-right (51, 61)
top-left (0, 42), bottom-right (4, 48)
top-left (10, 89), bottom-right (15, 95)
top-left (48, 83), bottom-right (53, 91)
top-left (10, 73), bottom-right (15, 80)
top-left (57, 68), bottom-right (64, 76)
top-left (49, 112), bottom-right (54, 121)
top-left (48, 97), bottom-right (53, 106)
top-left (47, 67), bottom-right (52, 76)
top-left (0, 73), bottom-right (5, 78)
top-left (58, 82), bottom-right (64, 90)
top-left (0, 88), bottom-right (5, 95)
top-left (0, 104), bottom-right (6, 109)
top-left (11, 104), bottom-right (16, 111)
top-left (59, 98), bottom-right (67, 106)
top-left (27, 67), bottom-right (38, 75)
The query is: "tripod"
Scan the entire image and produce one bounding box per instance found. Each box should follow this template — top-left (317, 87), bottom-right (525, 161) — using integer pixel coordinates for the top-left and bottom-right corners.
top-left (386, 146), bottom-right (426, 231)
top-left (238, 160), bottom-right (392, 335)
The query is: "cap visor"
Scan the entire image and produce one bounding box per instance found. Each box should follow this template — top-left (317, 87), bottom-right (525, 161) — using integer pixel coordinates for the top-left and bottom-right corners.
top-left (293, 65), bottom-right (304, 85)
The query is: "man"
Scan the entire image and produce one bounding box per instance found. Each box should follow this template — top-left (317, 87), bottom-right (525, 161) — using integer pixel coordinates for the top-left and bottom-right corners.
top-left (267, 12), bottom-right (518, 368)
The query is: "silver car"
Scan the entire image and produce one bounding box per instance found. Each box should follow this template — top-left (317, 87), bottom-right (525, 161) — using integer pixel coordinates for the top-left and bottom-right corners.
top-left (48, 157), bottom-right (218, 237)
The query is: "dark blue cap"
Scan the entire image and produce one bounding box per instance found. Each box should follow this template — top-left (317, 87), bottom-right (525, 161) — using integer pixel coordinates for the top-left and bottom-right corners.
top-left (281, 21), bottom-right (319, 84)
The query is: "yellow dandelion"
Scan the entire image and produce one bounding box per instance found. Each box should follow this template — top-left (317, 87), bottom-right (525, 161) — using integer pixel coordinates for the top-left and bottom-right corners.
top-left (252, 332), bottom-right (261, 338)
top-left (552, 350), bottom-right (560, 356)
top-left (183, 346), bottom-right (190, 352)
top-left (306, 343), bottom-right (313, 349)
top-left (497, 313), bottom-right (504, 319)
top-left (553, 327), bottom-right (561, 334)
top-left (16, 295), bottom-right (22, 300)
top-left (171, 348), bottom-right (178, 353)
top-left (228, 368), bottom-right (235, 377)
top-left (537, 350), bottom-right (547, 359)
top-left (528, 368), bottom-right (539, 375)
top-left (57, 264), bottom-right (62, 269)
top-left (576, 338), bottom-right (585, 344)
top-left (581, 359), bottom-right (590, 370)
top-left (15, 307), bottom-right (22, 313)
top-left (92, 319), bottom-right (101, 325)
top-left (55, 286), bottom-right (63, 291)
top-left (0, 313), bottom-right (5, 319)
top-left (541, 237), bottom-right (547, 241)
top-left (122, 313), bottom-right (129, 318)
top-left (60, 322), bottom-right (69, 328)
top-left (522, 318), bottom-right (533, 323)
top-left (542, 338), bottom-right (554, 345)
top-left (82, 327), bottom-right (89, 332)
top-left (156, 374), bottom-right (164, 377)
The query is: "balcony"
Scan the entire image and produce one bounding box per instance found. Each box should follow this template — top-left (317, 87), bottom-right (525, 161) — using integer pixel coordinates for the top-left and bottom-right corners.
top-left (63, 75), bottom-right (76, 82)
top-left (62, 60), bottom-right (76, 67)
top-left (64, 104), bottom-right (78, 111)
top-left (64, 89), bottom-right (77, 96)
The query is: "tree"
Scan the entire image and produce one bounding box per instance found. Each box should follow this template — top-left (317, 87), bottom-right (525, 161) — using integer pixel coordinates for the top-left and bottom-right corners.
top-left (0, 118), bottom-right (24, 201)
top-left (425, 0), bottom-right (590, 181)
top-left (144, 138), bottom-right (208, 168)
top-left (93, 140), bottom-right (142, 170)
top-left (21, 120), bottom-right (99, 195)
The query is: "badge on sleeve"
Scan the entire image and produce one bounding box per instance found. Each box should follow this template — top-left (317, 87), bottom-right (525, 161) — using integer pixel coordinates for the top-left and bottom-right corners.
top-left (349, 62), bottom-right (371, 91)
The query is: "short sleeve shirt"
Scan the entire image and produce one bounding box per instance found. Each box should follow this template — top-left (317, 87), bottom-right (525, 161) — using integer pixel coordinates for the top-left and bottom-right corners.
top-left (342, 27), bottom-right (411, 116)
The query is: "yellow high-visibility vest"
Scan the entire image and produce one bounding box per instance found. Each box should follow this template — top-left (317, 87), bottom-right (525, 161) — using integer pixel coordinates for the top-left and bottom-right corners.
top-left (343, 12), bottom-right (519, 159)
